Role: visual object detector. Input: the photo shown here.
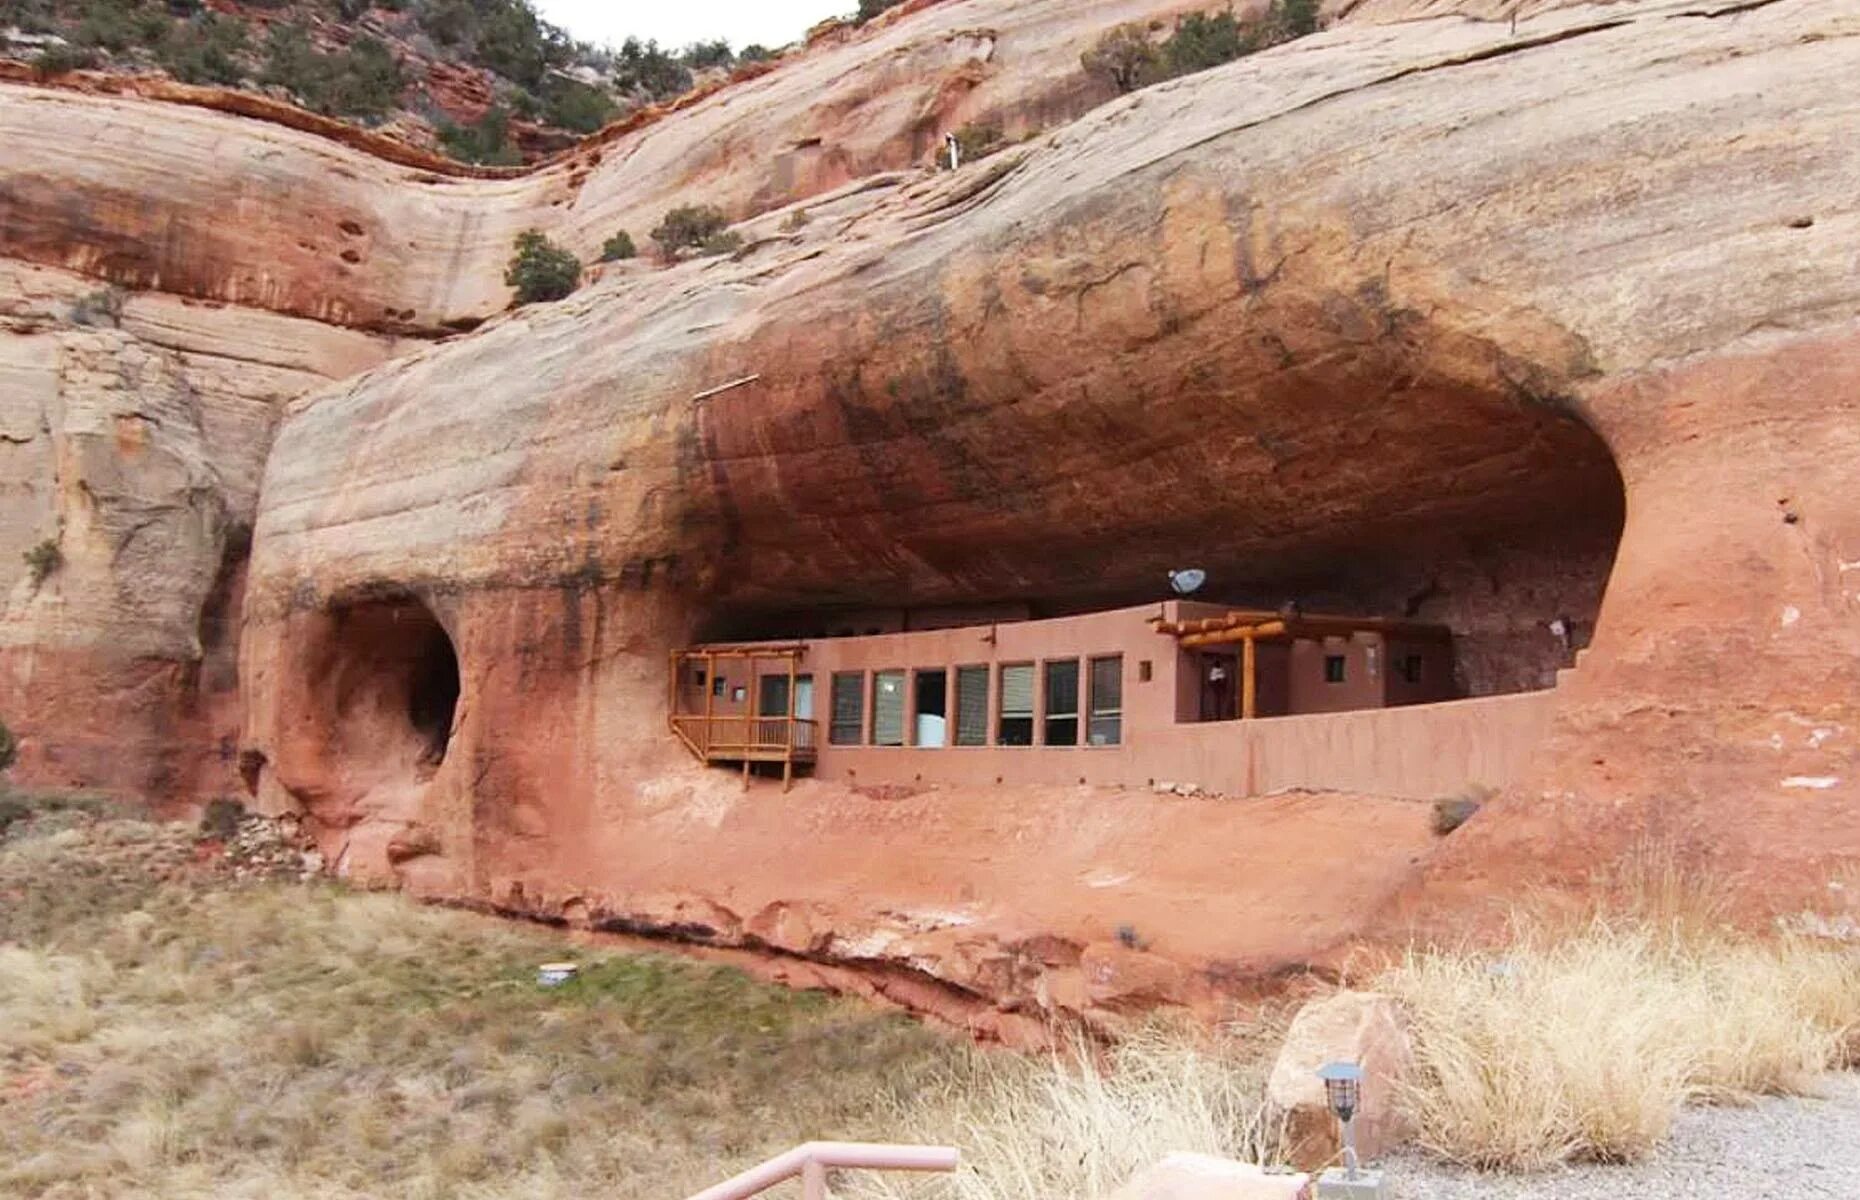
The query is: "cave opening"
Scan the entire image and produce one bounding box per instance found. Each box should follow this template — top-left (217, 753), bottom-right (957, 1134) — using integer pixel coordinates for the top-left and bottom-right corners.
top-left (697, 392), bottom-right (1626, 706)
top-left (408, 622), bottom-right (461, 765)
top-left (315, 596), bottom-right (461, 777)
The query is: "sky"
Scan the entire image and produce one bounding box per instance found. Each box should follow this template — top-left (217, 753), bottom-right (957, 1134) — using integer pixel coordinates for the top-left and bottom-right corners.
top-left (531, 1), bottom-right (851, 52)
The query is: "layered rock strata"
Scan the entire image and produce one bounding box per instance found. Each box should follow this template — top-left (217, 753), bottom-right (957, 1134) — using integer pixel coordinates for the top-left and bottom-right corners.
top-left (4, 0), bottom-right (1859, 1024)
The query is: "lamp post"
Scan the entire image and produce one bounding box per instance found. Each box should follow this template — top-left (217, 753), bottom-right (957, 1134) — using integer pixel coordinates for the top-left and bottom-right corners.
top-left (1315, 1061), bottom-right (1387, 1200)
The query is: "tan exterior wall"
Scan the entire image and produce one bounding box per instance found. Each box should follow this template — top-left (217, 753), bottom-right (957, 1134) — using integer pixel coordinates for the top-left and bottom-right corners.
top-left (685, 602), bottom-right (1549, 800)
top-left (816, 691), bottom-right (1554, 800)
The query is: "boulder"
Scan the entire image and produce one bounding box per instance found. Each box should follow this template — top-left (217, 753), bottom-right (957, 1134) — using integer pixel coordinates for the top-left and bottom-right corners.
top-left (1266, 992), bottom-right (1414, 1171)
top-left (1108, 1153), bottom-right (1311, 1200)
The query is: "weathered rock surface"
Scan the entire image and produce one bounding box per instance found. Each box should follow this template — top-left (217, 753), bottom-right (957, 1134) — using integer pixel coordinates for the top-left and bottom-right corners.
top-left (1108, 1153), bottom-right (1312, 1200)
top-left (4, 0), bottom-right (1860, 1020)
top-left (0, 260), bottom-right (401, 799)
top-left (1267, 991), bottom-right (1414, 1169)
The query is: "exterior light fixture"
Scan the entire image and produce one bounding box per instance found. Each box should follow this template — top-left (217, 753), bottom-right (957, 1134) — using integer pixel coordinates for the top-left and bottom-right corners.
top-left (1168, 568), bottom-right (1207, 596)
top-left (1315, 1061), bottom-right (1387, 1200)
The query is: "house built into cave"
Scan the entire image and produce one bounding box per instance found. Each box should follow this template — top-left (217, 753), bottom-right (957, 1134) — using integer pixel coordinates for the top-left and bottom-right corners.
top-left (670, 599), bottom-right (1559, 798)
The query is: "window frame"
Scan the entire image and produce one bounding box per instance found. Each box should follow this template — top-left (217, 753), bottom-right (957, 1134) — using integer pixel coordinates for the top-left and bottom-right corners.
top-left (828, 671), bottom-right (865, 745)
top-left (1324, 654), bottom-right (1347, 684)
top-left (953, 663), bottom-right (991, 747)
top-left (997, 661), bottom-right (1036, 747)
top-left (1042, 657), bottom-right (1082, 747)
top-left (871, 668), bottom-right (908, 747)
top-left (1087, 654), bottom-right (1123, 746)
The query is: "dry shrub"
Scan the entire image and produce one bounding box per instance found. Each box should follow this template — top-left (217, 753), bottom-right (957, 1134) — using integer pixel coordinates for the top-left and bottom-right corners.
top-left (1384, 915), bottom-right (1860, 1170)
top-left (849, 1022), bottom-right (1286, 1200)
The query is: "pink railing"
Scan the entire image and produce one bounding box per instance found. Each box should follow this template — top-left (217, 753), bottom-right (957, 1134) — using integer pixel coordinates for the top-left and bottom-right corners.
top-left (685, 1142), bottom-right (959, 1200)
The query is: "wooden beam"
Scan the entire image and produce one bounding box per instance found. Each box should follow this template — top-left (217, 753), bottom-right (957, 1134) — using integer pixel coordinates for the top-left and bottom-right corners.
top-left (1178, 620), bottom-right (1289, 648)
top-left (690, 644), bottom-right (808, 659)
top-left (1242, 635), bottom-right (1257, 720)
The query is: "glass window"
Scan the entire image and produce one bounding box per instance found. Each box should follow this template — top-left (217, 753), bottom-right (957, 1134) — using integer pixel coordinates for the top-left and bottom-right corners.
top-left (872, 670), bottom-right (906, 746)
top-left (1044, 659), bottom-right (1080, 746)
top-left (829, 672), bottom-right (864, 745)
top-left (954, 665), bottom-right (990, 746)
top-left (1324, 655), bottom-right (1347, 684)
top-left (712, 674), bottom-right (728, 697)
top-left (998, 664), bottom-right (1035, 746)
top-left (1399, 654), bottom-right (1424, 684)
top-left (1088, 655), bottom-right (1122, 746)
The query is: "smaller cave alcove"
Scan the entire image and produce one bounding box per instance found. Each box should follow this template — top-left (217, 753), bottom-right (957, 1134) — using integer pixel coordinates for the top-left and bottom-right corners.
top-left (311, 596), bottom-right (461, 781)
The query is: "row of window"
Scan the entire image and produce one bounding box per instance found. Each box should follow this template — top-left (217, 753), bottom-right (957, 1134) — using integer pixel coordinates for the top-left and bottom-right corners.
top-left (829, 657), bottom-right (1124, 749)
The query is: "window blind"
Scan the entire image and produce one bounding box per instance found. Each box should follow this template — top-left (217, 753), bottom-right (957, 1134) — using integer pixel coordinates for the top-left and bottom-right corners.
top-left (872, 670), bottom-right (906, 746)
top-left (955, 666), bottom-right (989, 746)
top-left (829, 672), bottom-right (864, 745)
top-left (1088, 655), bottom-right (1122, 746)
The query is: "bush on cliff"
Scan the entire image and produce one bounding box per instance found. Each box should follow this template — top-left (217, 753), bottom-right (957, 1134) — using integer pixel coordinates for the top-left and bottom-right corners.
top-left (682, 38), bottom-right (734, 71)
top-left (505, 230), bottom-right (581, 303)
top-left (157, 12), bottom-right (249, 86)
top-left (22, 539), bottom-right (62, 588)
top-left (951, 121), bottom-right (1006, 164)
top-left (650, 204), bottom-right (731, 258)
top-left (1162, 9), bottom-right (1250, 76)
top-left (31, 44), bottom-right (100, 77)
top-left (0, 717), bottom-right (15, 775)
top-left (599, 230), bottom-right (637, 261)
top-left (856, 0), bottom-right (908, 24)
top-left (539, 73), bottom-right (616, 133)
top-left (1084, 3), bottom-right (1325, 95)
top-left (261, 24), bottom-right (405, 122)
top-left (612, 35), bottom-right (691, 101)
top-left (438, 105), bottom-right (521, 165)
top-left (1082, 23), bottom-right (1162, 93)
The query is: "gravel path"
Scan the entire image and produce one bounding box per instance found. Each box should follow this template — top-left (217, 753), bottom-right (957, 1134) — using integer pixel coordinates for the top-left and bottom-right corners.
top-left (1390, 1075), bottom-right (1860, 1199)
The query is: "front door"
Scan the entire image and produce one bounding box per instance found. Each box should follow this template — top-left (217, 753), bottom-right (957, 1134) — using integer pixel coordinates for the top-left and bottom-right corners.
top-left (758, 674), bottom-right (789, 717)
top-left (1199, 651), bottom-right (1237, 721)
top-left (759, 674), bottom-right (813, 718)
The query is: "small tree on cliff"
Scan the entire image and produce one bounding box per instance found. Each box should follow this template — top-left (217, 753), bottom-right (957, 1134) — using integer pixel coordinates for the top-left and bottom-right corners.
top-left (1082, 24), bottom-right (1161, 93)
top-left (0, 717), bottom-right (15, 776)
top-left (505, 230), bottom-right (582, 304)
top-left (650, 205), bottom-right (731, 259)
top-left (600, 230), bottom-right (637, 261)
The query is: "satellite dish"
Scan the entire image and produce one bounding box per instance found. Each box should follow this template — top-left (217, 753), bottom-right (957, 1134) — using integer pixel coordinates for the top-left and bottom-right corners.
top-left (1168, 568), bottom-right (1207, 596)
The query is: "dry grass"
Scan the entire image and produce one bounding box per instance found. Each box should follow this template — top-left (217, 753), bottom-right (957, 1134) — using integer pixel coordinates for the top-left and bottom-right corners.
top-left (847, 1023), bottom-right (1288, 1200)
top-left (0, 817), bottom-right (961, 1199)
top-left (0, 814), bottom-right (1290, 1200)
top-left (1382, 910), bottom-right (1860, 1171)
top-left (17, 810), bottom-right (1849, 1194)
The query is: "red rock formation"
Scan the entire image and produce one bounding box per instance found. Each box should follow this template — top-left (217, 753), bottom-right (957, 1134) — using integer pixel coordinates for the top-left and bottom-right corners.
top-left (5, 0), bottom-right (1860, 1025)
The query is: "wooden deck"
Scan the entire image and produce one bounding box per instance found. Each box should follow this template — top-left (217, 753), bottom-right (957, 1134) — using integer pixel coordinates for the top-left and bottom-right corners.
top-left (668, 646), bottom-right (817, 790)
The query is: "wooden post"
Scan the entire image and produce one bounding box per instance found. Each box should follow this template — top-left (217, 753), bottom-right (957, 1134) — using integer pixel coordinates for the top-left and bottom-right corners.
top-left (668, 650), bottom-right (679, 730)
top-left (783, 650), bottom-right (798, 793)
top-left (1241, 635), bottom-right (1257, 720)
top-left (702, 650), bottom-right (716, 758)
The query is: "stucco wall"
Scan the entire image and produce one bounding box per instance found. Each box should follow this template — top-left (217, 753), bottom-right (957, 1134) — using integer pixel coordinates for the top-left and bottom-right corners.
top-left (818, 690), bottom-right (1555, 800)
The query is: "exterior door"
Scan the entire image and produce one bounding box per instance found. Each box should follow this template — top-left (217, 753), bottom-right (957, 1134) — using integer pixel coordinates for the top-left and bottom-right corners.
top-left (759, 673), bottom-right (812, 717)
top-left (1199, 651), bottom-right (1237, 721)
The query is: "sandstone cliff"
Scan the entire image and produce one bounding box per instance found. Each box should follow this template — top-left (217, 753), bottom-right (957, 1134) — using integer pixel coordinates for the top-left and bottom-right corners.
top-left (5, 0), bottom-right (1859, 1028)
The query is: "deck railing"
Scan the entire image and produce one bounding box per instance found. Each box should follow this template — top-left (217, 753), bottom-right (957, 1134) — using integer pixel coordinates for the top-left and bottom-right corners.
top-left (670, 715), bottom-right (818, 758)
top-left (685, 1142), bottom-right (959, 1200)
